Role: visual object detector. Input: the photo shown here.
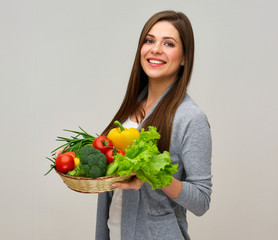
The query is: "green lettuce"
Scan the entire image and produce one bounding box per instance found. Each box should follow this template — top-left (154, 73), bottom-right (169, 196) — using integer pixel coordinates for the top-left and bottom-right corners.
top-left (106, 126), bottom-right (178, 190)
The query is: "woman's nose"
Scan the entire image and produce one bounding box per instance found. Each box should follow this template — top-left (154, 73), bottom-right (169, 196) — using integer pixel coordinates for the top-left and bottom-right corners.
top-left (151, 42), bottom-right (162, 54)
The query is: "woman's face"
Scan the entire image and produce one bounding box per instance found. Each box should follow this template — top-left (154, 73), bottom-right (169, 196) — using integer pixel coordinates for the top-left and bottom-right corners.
top-left (140, 21), bottom-right (184, 84)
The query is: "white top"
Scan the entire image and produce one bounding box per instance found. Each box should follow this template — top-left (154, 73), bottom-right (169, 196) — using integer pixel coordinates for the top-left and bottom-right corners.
top-left (107, 118), bottom-right (139, 240)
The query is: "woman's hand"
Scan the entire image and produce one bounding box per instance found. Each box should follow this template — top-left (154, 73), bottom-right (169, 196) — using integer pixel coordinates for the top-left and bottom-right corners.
top-left (112, 176), bottom-right (144, 190)
top-left (55, 147), bottom-right (70, 158)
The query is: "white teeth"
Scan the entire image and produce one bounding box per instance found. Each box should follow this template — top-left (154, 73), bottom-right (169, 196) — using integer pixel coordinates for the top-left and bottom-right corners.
top-left (148, 59), bottom-right (165, 64)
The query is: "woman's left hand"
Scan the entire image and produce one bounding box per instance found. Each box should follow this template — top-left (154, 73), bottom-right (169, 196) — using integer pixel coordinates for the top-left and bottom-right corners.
top-left (112, 176), bottom-right (144, 190)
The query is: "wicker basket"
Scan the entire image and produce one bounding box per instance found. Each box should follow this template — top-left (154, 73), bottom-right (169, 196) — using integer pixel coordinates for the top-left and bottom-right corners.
top-left (56, 170), bottom-right (132, 193)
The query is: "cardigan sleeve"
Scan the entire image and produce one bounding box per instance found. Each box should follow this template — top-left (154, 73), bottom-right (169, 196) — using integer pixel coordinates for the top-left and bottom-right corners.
top-left (171, 111), bottom-right (212, 216)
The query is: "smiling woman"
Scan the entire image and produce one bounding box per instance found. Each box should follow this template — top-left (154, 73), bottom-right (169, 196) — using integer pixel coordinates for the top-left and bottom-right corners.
top-left (140, 21), bottom-right (185, 85)
top-left (97, 10), bottom-right (212, 240)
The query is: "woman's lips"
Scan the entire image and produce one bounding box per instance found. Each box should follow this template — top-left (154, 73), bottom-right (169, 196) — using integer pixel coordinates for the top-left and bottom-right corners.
top-left (147, 58), bottom-right (166, 67)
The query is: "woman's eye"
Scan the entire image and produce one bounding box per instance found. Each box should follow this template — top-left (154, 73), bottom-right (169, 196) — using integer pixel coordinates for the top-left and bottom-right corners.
top-left (165, 42), bottom-right (174, 47)
top-left (145, 39), bottom-right (153, 44)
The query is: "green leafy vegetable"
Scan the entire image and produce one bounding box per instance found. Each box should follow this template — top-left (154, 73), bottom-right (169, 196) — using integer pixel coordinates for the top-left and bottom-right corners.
top-left (106, 126), bottom-right (178, 189)
top-left (67, 163), bottom-right (85, 177)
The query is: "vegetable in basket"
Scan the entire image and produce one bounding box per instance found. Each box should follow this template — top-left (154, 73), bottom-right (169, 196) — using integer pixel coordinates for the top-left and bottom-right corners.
top-left (68, 144), bottom-right (107, 179)
top-left (93, 136), bottom-right (113, 154)
top-left (105, 148), bottom-right (125, 164)
top-left (55, 153), bottom-right (75, 173)
top-left (52, 127), bottom-right (96, 155)
top-left (93, 135), bottom-right (126, 164)
top-left (106, 126), bottom-right (178, 190)
top-left (63, 151), bottom-right (80, 167)
top-left (44, 127), bottom-right (96, 176)
top-left (44, 152), bottom-right (75, 175)
top-left (107, 121), bottom-right (140, 151)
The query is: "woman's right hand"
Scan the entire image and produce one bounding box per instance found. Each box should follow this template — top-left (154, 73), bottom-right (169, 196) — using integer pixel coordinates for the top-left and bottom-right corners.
top-left (55, 147), bottom-right (69, 158)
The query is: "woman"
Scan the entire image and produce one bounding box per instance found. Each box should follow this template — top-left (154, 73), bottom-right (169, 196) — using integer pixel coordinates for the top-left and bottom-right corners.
top-left (96, 10), bottom-right (212, 240)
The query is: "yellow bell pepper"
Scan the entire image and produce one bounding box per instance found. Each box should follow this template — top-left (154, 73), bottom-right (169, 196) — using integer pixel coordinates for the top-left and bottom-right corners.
top-left (107, 120), bottom-right (140, 151)
top-left (74, 157), bottom-right (80, 167)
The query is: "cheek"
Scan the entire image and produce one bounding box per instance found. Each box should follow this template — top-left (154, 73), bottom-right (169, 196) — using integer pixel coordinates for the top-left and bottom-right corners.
top-left (140, 45), bottom-right (148, 67)
top-left (140, 45), bottom-right (148, 57)
top-left (168, 49), bottom-right (183, 62)
top-left (170, 52), bottom-right (184, 69)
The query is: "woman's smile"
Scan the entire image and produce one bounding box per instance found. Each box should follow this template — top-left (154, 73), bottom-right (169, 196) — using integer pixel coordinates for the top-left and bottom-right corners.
top-left (147, 57), bottom-right (167, 66)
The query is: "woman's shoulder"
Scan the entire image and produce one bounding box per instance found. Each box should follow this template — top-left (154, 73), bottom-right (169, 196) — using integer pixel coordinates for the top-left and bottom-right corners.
top-left (170, 94), bottom-right (211, 153)
top-left (175, 94), bottom-right (209, 124)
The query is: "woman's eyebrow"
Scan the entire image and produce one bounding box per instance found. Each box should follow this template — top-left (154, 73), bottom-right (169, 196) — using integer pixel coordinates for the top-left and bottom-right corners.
top-left (146, 33), bottom-right (178, 43)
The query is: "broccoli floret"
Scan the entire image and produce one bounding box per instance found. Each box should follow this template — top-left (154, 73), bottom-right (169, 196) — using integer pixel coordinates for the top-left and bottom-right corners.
top-left (78, 144), bottom-right (107, 179)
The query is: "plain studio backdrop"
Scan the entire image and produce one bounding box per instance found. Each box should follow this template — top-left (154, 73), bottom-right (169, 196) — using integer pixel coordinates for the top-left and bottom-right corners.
top-left (1, 0), bottom-right (277, 239)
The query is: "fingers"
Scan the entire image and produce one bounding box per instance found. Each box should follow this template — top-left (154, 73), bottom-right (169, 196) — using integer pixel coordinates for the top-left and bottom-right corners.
top-left (112, 177), bottom-right (144, 190)
top-left (55, 148), bottom-right (63, 158)
top-left (55, 147), bottom-right (70, 158)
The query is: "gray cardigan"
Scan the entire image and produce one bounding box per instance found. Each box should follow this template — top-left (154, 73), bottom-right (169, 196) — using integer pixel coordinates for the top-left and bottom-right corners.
top-left (95, 89), bottom-right (212, 240)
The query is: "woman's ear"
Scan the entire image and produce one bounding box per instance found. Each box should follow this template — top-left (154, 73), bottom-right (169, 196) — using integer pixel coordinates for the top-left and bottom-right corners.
top-left (181, 59), bottom-right (185, 66)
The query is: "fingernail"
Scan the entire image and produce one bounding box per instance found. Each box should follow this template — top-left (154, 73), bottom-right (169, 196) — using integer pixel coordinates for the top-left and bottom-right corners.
top-left (112, 184), bottom-right (117, 187)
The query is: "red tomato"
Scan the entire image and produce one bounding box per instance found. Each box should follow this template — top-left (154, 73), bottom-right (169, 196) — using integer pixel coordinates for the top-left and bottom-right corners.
top-left (105, 148), bottom-right (125, 164)
top-left (93, 136), bottom-right (113, 154)
top-left (55, 153), bottom-right (75, 173)
top-left (64, 151), bottom-right (76, 159)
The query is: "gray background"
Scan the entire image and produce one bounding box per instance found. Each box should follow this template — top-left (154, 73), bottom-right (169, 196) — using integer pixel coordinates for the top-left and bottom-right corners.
top-left (1, 0), bottom-right (277, 239)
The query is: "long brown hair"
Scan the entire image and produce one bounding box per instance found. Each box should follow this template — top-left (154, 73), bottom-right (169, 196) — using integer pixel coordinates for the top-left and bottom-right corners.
top-left (102, 10), bottom-right (195, 151)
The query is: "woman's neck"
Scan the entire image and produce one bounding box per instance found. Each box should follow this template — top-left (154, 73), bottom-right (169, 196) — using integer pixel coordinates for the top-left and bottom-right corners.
top-left (146, 77), bottom-right (174, 106)
top-left (131, 78), bottom-right (175, 123)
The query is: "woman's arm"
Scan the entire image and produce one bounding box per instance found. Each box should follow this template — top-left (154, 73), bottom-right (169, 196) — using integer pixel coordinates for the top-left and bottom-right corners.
top-left (161, 177), bottom-right (183, 199)
top-left (170, 111), bottom-right (212, 216)
top-left (113, 176), bottom-right (183, 199)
